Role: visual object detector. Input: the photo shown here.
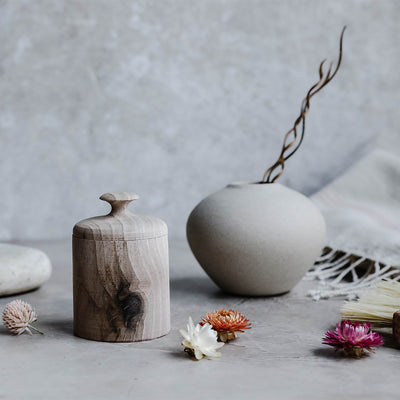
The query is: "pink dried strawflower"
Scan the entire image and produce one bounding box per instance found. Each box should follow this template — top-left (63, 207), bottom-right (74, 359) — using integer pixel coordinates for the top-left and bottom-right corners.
top-left (2, 300), bottom-right (42, 335)
top-left (200, 309), bottom-right (251, 342)
top-left (323, 320), bottom-right (383, 357)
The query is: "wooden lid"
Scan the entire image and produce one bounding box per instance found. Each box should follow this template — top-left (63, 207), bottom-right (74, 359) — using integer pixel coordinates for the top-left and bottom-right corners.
top-left (73, 192), bottom-right (168, 241)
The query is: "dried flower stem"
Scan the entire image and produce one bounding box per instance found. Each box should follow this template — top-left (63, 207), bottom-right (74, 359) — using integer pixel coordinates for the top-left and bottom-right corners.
top-left (261, 26), bottom-right (346, 183)
top-left (27, 324), bottom-right (44, 335)
top-left (217, 331), bottom-right (236, 343)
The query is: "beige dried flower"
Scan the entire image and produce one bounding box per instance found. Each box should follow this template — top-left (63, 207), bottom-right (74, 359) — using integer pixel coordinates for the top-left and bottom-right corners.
top-left (2, 299), bottom-right (42, 335)
top-left (180, 317), bottom-right (224, 360)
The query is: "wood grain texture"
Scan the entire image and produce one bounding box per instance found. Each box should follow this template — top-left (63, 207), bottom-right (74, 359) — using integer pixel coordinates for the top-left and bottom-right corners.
top-left (392, 311), bottom-right (400, 347)
top-left (73, 192), bottom-right (170, 342)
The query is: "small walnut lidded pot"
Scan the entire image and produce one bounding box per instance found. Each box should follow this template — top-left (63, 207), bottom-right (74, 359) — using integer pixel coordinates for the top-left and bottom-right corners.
top-left (73, 192), bottom-right (170, 342)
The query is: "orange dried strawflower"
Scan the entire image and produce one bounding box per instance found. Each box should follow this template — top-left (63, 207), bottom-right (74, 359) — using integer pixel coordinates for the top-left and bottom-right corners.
top-left (200, 309), bottom-right (251, 342)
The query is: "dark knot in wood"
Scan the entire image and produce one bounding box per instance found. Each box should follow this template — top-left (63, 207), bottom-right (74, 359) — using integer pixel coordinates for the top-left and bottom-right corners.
top-left (117, 283), bottom-right (143, 329)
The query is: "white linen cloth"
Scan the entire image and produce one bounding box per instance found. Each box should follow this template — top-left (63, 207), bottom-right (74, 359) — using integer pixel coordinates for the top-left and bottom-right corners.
top-left (307, 149), bottom-right (400, 299)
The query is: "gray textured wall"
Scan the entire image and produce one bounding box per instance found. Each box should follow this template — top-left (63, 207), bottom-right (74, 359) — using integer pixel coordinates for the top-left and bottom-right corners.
top-left (1, 0), bottom-right (399, 240)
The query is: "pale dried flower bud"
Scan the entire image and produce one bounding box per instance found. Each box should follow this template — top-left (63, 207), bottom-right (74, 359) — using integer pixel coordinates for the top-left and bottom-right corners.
top-left (2, 299), bottom-right (41, 335)
top-left (180, 317), bottom-right (224, 360)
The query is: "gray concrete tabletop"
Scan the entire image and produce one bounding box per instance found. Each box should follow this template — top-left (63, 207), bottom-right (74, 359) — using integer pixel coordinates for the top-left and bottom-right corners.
top-left (0, 239), bottom-right (397, 400)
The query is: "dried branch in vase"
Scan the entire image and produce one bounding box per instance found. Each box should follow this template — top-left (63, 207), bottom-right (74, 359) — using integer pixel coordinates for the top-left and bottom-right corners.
top-left (261, 26), bottom-right (346, 184)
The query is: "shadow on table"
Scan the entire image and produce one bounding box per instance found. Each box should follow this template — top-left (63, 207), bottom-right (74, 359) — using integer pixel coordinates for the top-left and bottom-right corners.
top-left (378, 329), bottom-right (398, 350)
top-left (40, 318), bottom-right (74, 335)
top-left (170, 276), bottom-right (241, 300)
top-left (0, 287), bottom-right (40, 299)
top-left (312, 348), bottom-right (360, 361)
top-left (170, 276), bottom-right (290, 302)
top-left (168, 350), bottom-right (192, 360)
top-left (312, 346), bottom-right (392, 361)
top-left (0, 318), bottom-right (73, 337)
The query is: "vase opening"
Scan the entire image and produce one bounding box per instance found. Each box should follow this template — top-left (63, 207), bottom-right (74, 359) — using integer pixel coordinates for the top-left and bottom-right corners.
top-left (227, 181), bottom-right (277, 188)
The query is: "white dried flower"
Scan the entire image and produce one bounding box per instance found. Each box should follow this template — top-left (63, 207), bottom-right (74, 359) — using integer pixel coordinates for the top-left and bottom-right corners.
top-left (2, 299), bottom-right (42, 335)
top-left (180, 316), bottom-right (224, 360)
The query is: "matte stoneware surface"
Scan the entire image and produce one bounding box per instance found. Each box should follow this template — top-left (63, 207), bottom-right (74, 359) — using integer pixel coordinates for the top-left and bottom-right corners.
top-left (187, 183), bottom-right (326, 295)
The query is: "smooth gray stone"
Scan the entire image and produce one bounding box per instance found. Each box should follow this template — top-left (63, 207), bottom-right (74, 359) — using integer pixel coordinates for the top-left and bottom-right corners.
top-left (0, 243), bottom-right (51, 296)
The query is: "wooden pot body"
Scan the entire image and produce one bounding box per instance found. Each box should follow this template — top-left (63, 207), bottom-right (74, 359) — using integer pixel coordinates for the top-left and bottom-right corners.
top-left (73, 192), bottom-right (170, 342)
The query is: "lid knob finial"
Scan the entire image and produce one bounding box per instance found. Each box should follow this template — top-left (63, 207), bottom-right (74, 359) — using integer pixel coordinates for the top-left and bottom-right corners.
top-left (100, 192), bottom-right (139, 216)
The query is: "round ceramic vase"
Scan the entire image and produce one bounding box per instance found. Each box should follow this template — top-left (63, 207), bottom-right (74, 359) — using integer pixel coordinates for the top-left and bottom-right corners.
top-left (187, 182), bottom-right (326, 296)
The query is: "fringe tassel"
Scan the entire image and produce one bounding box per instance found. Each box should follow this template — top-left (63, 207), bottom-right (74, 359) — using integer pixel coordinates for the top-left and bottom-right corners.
top-left (306, 247), bottom-right (400, 300)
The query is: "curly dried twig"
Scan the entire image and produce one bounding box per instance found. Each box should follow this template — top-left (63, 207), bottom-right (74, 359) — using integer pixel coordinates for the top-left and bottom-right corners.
top-left (261, 26), bottom-right (346, 183)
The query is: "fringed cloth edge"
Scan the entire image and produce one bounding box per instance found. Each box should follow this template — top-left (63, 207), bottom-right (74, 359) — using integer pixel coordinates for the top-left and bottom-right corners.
top-left (306, 247), bottom-right (400, 300)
